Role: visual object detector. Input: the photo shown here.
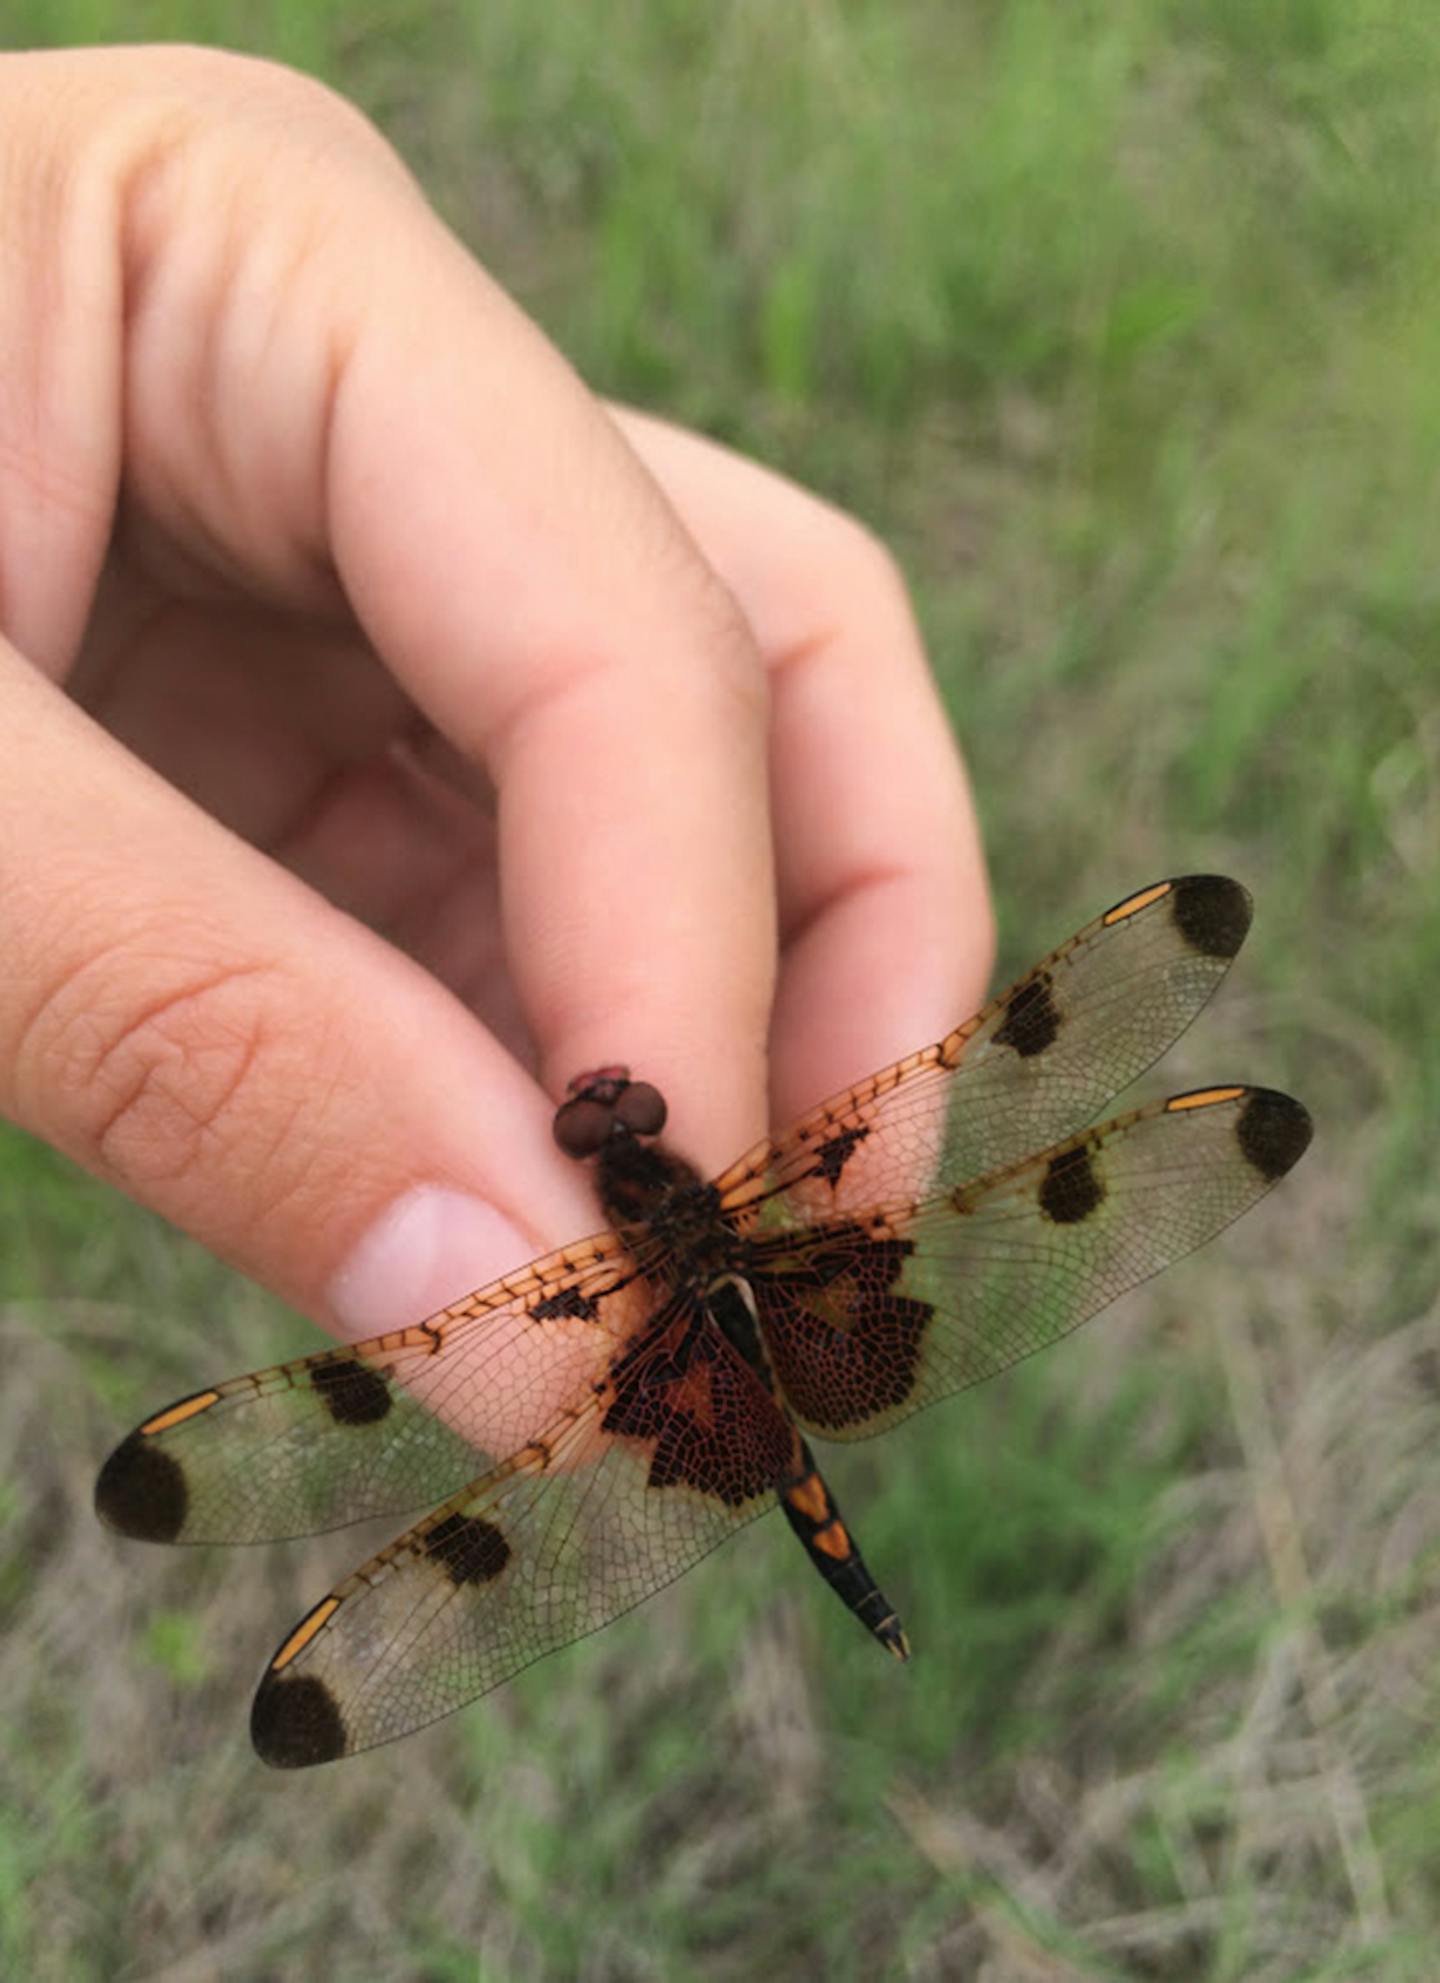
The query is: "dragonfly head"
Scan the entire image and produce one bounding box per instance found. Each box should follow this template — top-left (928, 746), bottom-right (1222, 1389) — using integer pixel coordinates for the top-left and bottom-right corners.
top-left (553, 1067), bottom-right (669, 1161)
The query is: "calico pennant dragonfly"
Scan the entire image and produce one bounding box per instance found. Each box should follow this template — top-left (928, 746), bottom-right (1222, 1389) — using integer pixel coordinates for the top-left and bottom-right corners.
top-left (95, 875), bottom-right (1311, 1768)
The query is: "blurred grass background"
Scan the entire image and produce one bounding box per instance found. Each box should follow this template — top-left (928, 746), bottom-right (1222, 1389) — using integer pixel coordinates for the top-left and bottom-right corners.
top-left (2, 2), bottom-right (1437, 1977)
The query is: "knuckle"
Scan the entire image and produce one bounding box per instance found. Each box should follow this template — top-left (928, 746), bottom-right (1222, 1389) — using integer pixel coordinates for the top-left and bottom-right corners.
top-left (817, 513), bottom-right (912, 619)
top-left (113, 47), bottom-right (411, 210)
top-left (142, 44), bottom-right (375, 135)
top-left (631, 493), bottom-right (769, 722)
top-left (17, 942), bottom-right (304, 1203)
top-left (682, 562), bottom-right (771, 727)
top-left (217, 53), bottom-right (406, 172)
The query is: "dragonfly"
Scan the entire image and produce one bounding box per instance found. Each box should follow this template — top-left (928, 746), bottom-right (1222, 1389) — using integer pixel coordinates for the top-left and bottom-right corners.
top-left (95, 875), bottom-right (1311, 1768)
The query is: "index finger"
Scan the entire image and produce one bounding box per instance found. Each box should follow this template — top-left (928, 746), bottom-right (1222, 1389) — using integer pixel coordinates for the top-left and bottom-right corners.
top-left (605, 410), bottom-right (994, 1127)
top-left (323, 227), bottom-right (776, 1174)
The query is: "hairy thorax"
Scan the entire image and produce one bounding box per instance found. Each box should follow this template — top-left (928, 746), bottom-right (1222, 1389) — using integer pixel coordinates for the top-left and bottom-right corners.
top-left (596, 1137), bottom-right (746, 1284)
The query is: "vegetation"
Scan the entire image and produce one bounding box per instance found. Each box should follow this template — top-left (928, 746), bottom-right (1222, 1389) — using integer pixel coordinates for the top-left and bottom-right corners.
top-left (2, 2), bottom-right (1436, 1975)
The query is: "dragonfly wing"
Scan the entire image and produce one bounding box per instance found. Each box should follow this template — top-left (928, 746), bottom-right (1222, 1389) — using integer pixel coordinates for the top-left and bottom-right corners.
top-left (94, 1232), bottom-right (655, 1543)
top-left (247, 1296), bottom-right (796, 1765)
top-left (753, 1086), bottom-right (1312, 1442)
top-left (717, 875), bottom-right (1254, 1224)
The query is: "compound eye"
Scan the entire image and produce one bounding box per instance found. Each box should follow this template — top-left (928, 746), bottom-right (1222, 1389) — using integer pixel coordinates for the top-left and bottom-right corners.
top-left (553, 1096), bottom-right (614, 1159)
top-left (614, 1081), bottom-right (667, 1137)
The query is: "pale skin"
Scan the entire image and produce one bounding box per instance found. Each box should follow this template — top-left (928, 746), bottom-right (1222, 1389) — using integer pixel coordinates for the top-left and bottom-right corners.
top-left (0, 46), bottom-right (992, 1378)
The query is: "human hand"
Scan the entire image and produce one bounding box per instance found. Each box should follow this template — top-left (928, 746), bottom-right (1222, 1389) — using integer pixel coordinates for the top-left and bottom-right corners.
top-left (0, 45), bottom-right (991, 1347)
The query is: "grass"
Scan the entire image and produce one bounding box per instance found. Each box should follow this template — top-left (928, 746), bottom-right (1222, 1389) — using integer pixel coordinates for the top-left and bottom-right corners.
top-left (2, 1), bottom-right (1438, 1976)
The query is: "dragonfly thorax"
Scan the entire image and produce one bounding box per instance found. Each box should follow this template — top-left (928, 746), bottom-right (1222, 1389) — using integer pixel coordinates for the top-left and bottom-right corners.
top-left (598, 1137), bottom-right (737, 1274)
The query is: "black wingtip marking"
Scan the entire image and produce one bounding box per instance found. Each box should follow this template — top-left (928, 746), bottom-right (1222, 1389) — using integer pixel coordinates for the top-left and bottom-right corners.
top-left (1170, 875), bottom-right (1253, 960)
top-left (1237, 1089), bottom-right (1313, 1181)
top-left (94, 1432), bottom-right (188, 1542)
top-left (1038, 1143), bottom-right (1106, 1225)
top-left (251, 1670), bottom-right (349, 1769)
top-left (422, 1512), bottom-right (511, 1587)
top-left (993, 971), bottom-right (1061, 1059)
top-left (311, 1356), bottom-right (393, 1427)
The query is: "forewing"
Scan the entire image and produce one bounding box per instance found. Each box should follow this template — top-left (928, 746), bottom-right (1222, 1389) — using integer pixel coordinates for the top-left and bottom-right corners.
top-left (94, 1232), bottom-right (659, 1545)
top-left (247, 1297), bottom-right (796, 1765)
top-left (753, 1086), bottom-right (1312, 1442)
top-left (715, 875), bottom-right (1254, 1223)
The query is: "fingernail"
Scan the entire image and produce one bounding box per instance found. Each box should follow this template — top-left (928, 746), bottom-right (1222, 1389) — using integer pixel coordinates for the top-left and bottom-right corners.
top-left (327, 1187), bottom-right (536, 1342)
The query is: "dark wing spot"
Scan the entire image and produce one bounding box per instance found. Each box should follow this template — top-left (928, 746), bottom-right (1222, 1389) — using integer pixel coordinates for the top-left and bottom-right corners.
top-left (94, 1432), bottom-right (188, 1542)
top-left (992, 971), bottom-right (1061, 1058)
top-left (812, 1123), bottom-right (870, 1188)
top-left (251, 1671), bottom-right (348, 1769)
top-left (1038, 1143), bottom-right (1106, 1224)
top-left (311, 1356), bottom-right (392, 1427)
top-left (1236, 1089), bottom-right (1313, 1181)
top-left (422, 1511), bottom-right (511, 1586)
top-left (532, 1285), bottom-right (600, 1323)
top-left (1170, 875), bottom-right (1252, 959)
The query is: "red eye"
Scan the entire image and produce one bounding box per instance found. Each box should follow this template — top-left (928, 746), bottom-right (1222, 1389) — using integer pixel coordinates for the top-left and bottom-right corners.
top-left (552, 1096), bottom-right (614, 1159)
top-left (614, 1082), bottom-right (667, 1136)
